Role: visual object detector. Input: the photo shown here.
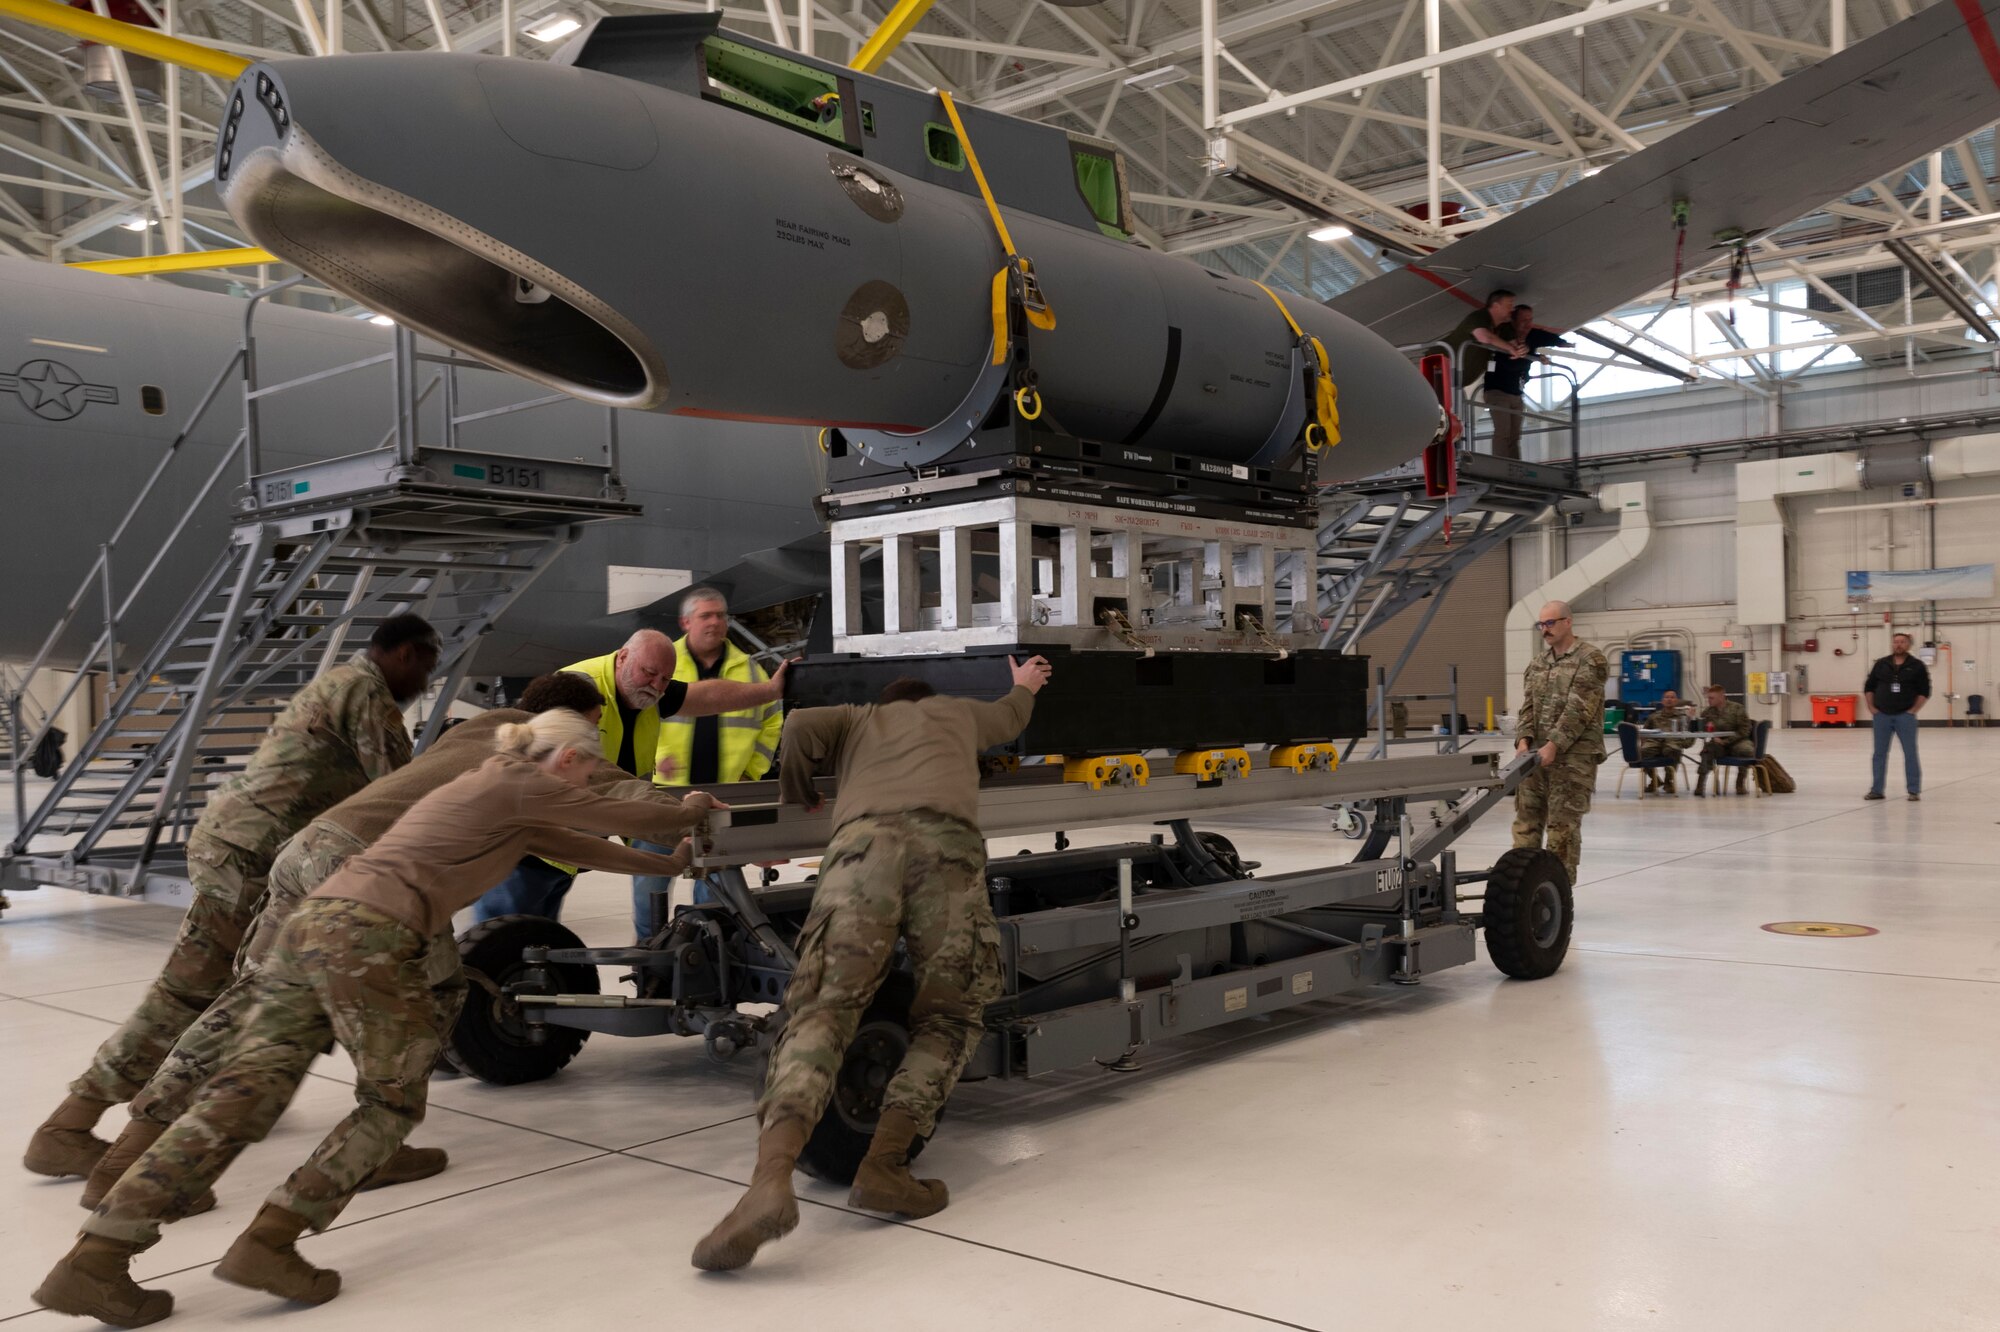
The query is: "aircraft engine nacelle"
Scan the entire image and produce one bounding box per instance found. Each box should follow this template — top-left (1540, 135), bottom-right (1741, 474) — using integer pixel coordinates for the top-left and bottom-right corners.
top-left (215, 23), bottom-right (1441, 481)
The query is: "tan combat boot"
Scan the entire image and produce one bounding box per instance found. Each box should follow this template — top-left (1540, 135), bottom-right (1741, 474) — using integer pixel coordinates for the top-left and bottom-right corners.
top-left (31, 1234), bottom-right (173, 1327)
top-left (357, 1143), bottom-right (448, 1191)
top-left (212, 1204), bottom-right (340, 1304)
top-left (690, 1119), bottom-right (809, 1271)
top-left (848, 1108), bottom-right (949, 1219)
top-left (24, 1093), bottom-right (114, 1178)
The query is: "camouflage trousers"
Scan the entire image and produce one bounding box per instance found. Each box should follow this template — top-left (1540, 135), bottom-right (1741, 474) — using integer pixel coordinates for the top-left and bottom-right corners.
top-left (70, 827), bottom-right (271, 1105)
top-left (760, 810), bottom-right (1002, 1139)
top-left (1513, 752), bottom-right (1600, 884)
top-left (86, 898), bottom-right (450, 1245)
top-left (127, 822), bottom-right (466, 1129)
top-left (1697, 738), bottom-right (1756, 770)
top-left (1638, 738), bottom-right (1694, 760)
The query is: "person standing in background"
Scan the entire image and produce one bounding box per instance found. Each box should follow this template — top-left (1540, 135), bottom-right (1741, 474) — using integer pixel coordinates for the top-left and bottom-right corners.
top-left (635, 588), bottom-right (784, 940)
top-left (1863, 632), bottom-right (1929, 801)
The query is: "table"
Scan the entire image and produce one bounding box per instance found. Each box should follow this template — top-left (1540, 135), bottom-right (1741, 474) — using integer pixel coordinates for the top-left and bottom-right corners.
top-left (1625, 729), bottom-right (1737, 798)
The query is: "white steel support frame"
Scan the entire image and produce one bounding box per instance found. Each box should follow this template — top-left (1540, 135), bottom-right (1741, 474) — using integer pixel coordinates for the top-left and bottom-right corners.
top-left (826, 495), bottom-right (1318, 657)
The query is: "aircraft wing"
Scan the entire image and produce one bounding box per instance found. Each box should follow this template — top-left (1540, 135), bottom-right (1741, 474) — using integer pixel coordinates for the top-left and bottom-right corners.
top-left (1326, 0), bottom-right (2000, 341)
top-left (660, 532), bottom-right (832, 615)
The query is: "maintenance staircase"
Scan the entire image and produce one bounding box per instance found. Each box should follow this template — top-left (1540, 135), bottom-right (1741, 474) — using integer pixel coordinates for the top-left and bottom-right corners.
top-left (1312, 451), bottom-right (1588, 760)
top-left (4, 279), bottom-right (640, 900)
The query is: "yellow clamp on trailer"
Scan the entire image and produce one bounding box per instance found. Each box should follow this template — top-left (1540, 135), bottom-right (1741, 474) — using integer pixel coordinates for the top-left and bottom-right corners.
top-left (1251, 281), bottom-right (1340, 453)
top-left (936, 90), bottom-right (1056, 369)
top-left (1268, 744), bottom-right (1340, 774)
top-left (1172, 748), bottom-right (1251, 781)
top-left (1061, 754), bottom-right (1150, 790)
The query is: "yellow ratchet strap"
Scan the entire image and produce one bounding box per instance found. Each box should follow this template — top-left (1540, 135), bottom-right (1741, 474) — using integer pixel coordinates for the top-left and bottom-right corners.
top-left (938, 90), bottom-right (1056, 366)
top-left (1252, 281), bottom-right (1341, 451)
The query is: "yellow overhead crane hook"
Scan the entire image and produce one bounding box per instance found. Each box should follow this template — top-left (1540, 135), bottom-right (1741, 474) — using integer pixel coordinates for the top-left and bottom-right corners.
top-left (937, 90), bottom-right (1056, 371)
top-left (1252, 281), bottom-right (1341, 453)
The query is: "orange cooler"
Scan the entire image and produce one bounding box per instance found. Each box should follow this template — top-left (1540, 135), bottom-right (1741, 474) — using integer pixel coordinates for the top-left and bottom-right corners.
top-left (1811, 694), bottom-right (1858, 727)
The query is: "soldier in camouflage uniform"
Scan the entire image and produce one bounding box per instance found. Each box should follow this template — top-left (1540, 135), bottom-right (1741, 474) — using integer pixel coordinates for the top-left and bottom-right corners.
top-left (80, 674), bottom-right (633, 1210)
top-left (1637, 689), bottom-right (1696, 793)
top-left (1692, 683), bottom-right (1755, 797)
top-left (22, 615), bottom-right (439, 1185)
top-left (1513, 601), bottom-right (1609, 884)
top-left (693, 656), bottom-right (1052, 1273)
top-left (34, 707), bottom-right (699, 1324)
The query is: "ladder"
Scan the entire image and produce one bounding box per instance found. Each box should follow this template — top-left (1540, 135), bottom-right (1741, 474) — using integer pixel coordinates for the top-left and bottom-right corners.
top-left (4, 281), bottom-right (640, 900)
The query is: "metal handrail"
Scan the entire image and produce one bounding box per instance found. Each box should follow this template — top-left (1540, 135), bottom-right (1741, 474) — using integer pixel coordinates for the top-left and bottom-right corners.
top-left (8, 278), bottom-right (309, 766)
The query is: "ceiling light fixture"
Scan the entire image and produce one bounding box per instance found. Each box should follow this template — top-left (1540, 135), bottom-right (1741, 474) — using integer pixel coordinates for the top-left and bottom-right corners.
top-left (1123, 64), bottom-right (1190, 91)
top-left (1308, 224), bottom-right (1353, 243)
top-left (120, 217), bottom-right (154, 231)
top-left (523, 11), bottom-right (581, 42)
top-left (368, 314), bottom-right (395, 326)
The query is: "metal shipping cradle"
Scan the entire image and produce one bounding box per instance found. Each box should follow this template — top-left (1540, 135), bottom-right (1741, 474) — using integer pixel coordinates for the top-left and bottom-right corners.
top-left (445, 350), bottom-right (1580, 1184)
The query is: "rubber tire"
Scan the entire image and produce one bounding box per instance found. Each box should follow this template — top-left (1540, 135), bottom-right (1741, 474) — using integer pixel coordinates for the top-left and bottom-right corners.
top-left (448, 914), bottom-right (600, 1085)
top-left (1481, 847), bottom-right (1574, 980)
top-left (757, 972), bottom-right (931, 1186)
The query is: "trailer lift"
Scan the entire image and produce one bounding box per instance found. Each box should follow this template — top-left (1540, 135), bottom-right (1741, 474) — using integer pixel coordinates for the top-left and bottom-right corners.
top-left (448, 746), bottom-right (1568, 1183)
top-left (448, 407), bottom-right (1577, 1183)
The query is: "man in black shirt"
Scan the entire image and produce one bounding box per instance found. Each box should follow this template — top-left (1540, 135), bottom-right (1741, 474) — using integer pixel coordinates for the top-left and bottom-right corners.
top-left (1447, 289), bottom-right (1529, 390)
top-left (1863, 631), bottom-right (1930, 801)
top-left (1482, 304), bottom-right (1571, 460)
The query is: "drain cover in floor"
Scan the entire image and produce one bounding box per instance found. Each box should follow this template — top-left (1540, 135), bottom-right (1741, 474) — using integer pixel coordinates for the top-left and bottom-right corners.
top-left (1761, 921), bottom-right (1879, 938)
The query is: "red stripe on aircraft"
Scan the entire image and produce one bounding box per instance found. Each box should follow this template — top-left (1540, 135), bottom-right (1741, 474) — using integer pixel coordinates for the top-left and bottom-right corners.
top-left (1956, 0), bottom-right (2000, 91)
top-left (1403, 266), bottom-right (1481, 307)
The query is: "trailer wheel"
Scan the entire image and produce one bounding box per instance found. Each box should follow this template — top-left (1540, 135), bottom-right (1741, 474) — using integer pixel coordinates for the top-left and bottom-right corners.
top-left (1481, 848), bottom-right (1573, 980)
top-left (448, 915), bottom-right (599, 1085)
top-left (760, 973), bottom-right (932, 1185)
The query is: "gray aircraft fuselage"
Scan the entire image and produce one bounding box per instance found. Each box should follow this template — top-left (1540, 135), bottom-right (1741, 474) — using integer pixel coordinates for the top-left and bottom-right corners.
top-left (0, 255), bottom-right (825, 674)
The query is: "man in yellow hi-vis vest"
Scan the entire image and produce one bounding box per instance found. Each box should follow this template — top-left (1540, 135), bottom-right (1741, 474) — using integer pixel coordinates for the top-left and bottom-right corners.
top-left (471, 628), bottom-right (784, 923)
top-left (635, 588), bottom-right (785, 938)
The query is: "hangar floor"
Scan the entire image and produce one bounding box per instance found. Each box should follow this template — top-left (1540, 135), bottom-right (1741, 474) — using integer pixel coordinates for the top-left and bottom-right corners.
top-left (3, 729), bottom-right (1997, 1330)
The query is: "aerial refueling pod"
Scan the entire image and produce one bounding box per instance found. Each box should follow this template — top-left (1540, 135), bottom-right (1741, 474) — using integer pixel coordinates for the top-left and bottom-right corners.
top-left (215, 15), bottom-right (1443, 482)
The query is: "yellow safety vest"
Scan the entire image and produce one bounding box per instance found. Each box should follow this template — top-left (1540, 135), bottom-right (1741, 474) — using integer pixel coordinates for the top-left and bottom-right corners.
top-left (655, 638), bottom-right (781, 786)
top-left (536, 650), bottom-right (666, 874)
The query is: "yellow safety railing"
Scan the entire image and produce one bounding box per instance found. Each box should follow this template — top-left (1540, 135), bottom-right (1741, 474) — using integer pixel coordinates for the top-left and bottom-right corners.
top-left (0, 0), bottom-right (250, 78)
top-left (70, 246), bottom-right (278, 276)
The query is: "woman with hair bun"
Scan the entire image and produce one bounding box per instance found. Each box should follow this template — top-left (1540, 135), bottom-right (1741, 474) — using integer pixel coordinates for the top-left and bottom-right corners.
top-left (36, 707), bottom-right (704, 1325)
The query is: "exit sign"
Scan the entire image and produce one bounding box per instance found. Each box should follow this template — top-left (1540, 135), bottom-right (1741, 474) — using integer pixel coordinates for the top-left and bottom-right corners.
top-left (1720, 639), bottom-right (1734, 649)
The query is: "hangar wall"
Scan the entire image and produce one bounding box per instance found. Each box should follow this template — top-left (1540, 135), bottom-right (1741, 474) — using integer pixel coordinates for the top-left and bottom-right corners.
top-left (1512, 362), bottom-right (2000, 729)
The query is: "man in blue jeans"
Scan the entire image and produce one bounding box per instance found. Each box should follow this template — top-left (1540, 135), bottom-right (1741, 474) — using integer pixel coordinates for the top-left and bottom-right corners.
top-left (1864, 632), bottom-right (1930, 802)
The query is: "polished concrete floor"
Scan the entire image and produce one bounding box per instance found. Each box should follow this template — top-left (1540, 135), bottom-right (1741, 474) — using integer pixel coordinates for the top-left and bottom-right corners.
top-left (3, 728), bottom-right (1997, 1330)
